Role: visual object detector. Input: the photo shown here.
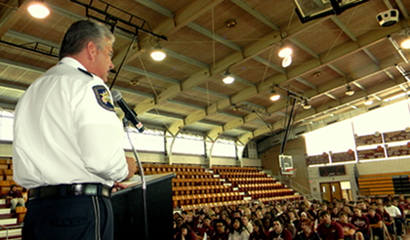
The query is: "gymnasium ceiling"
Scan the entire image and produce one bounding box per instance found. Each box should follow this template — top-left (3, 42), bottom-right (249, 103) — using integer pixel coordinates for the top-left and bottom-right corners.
top-left (1, 0), bottom-right (410, 148)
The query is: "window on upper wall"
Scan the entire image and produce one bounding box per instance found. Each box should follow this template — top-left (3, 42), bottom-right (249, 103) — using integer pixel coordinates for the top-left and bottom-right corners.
top-left (352, 100), bottom-right (410, 136)
top-left (123, 129), bottom-right (165, 153)
top-left (212, 139), bottom-right (236, 158)
top-left (0, 111), bottom-right (14, 141)
top-left (304, 119), bottom-right (355, 156)
top-left (172, 134), bottom-right (205, 155)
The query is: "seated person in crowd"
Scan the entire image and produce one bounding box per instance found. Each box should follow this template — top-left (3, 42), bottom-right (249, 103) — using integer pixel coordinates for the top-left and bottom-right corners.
top-left (331, 207), bottom-right (340, 222)
top-left (357, 201), bottom-right (368, 215)
top-left (316, 210), bottom-right (344, 240)
top-left (385, 198), bottom-right (405, 240)
top-left (294, 218), bottom-right (320, 240)
top-left (241, 215), bottom-right (253, 234)
top-left (198, 217), bottom-right (214, 239)
top-left (6, 184), bottom-right (25, 212)
top-left (351, 207), bottom-right (370, 240)
top-left (212, 220), bottom-right (229, 240)
top-left (338, 212), bottom-right (356, 240)
top-left (342, 205), bottom-right (354, 219)
top-left (175, 223), bottom-right (196, 240)
top-left (268, 218), bottom-right (293, 240)
top-left (367, 207), bottom-right (384, 240)
top-left (228, 217), bottom-right (249, 240)
top-left (249, 219), bottom-right (268, 240)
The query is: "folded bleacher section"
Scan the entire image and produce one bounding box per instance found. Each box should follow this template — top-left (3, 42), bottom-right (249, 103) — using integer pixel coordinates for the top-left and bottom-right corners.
top-left (140, 164), bottom-right (301, 210)
top-left (358, 171), bottom-right (410, 196)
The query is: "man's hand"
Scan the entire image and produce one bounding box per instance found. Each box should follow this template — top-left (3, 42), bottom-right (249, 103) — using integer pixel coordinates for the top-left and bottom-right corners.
top-left (125, 156), bottom-right (137, 179)
top-left (111, 181), bottom-right (129, 193)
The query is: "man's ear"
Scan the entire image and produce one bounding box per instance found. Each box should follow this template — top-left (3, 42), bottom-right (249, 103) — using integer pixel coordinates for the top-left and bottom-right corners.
top-left (85, 41), bottom-right (98, 60)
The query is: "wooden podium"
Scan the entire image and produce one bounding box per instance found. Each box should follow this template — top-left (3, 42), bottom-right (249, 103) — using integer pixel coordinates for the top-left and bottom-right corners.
top-left (111, 173), bottom-right (175, 240)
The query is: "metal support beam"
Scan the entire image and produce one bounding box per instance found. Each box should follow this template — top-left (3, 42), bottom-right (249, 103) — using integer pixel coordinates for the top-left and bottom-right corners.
top-left (230, 0), bottom-right (280, 31)
top-left (325, 92), bottom-right (340, 101)
top-left (327, 63), bottom-right (346, 77)
top-left (133, 0), bottom-right (174, 18)
top-left (289, 37), bottom-right (319, 59)
top-left (229, 74), bottom-right (256, 87)
top-left (395, 0), bottom-right (409, 19)
top-left (363, 48), bottom-right (380, 65)
top-left (193, 87), bottom-right (230, 99)
top-left (295, 77), bottom-right (317, 89)
top-left (353, 82), bottom-right (366, 91)
top-left (253, 56), bottom-right (285, 74)
top-left (187, 23), bottom-right (243, 52)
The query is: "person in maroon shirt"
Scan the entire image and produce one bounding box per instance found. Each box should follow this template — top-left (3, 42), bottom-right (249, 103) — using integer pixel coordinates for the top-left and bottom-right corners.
top-left (249, 219), bottom-right (268, 240)
top-left (6, 184), bottom-right (25, 213)
top-left (198, 217), bottom-right (214, 239)
top-left (294, 218), bottom-right (320, 240)
top-left (175, 223), bottom-right (196, 240)
top-left (316, 210), bottom-right (344, 240)
top-left (367, 207), bottom-right (384, 240)
top-left (268, 218), bottom-right (293, 240)
top-left (212, 220), bottom-right (229, 240)
top-left (338, 212), bottom-right (356, 240)
top-left (351, 207), bottom-right (370, 240)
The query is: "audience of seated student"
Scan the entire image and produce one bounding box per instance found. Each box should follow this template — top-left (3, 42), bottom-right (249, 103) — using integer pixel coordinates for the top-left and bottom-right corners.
top-left (6, 184), bottom-right (25, 213)
top-left (308, 200), bottom-right (319, 220)
top-left (228, 217), bottom-right (249, 240)
top-left (212, 220), bottom-right (229, 240)
top-left (268, 218), bottom-right (293, 240)
top-left (294, 218), bottom-right (320, 240)
top-left (338, 212), bottom-right (356, 240)
top-left (249, 219), bottom-right (268, 240)
top-left (175, 223), bottom-right (197, 240)
top-left (316, 210), bottom-right (344, 240)
top-left (385, 198), bottom-right (404, 240)
top-left (393, 198), bottom-right (405, 219)
top-left (367, 207), bottom-right (384, 240)
top-left (241, 215), bottom-right (253, 234)
top-left (351, 207), bottom-right (370, 240)
top-left (172, 195), bottom-right (410, 240)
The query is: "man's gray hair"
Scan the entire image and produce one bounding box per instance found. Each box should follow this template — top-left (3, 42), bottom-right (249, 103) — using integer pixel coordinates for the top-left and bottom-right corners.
top-left (59, 20), bottom-right (115, 60)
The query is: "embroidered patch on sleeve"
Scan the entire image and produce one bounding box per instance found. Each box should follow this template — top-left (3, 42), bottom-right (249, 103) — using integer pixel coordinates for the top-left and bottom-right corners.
top-left (92, 86), bottom-right (115, 112)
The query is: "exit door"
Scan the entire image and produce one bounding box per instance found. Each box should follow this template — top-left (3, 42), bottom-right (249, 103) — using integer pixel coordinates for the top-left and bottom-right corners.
top-left (320, 182), bottom-right (342, 202)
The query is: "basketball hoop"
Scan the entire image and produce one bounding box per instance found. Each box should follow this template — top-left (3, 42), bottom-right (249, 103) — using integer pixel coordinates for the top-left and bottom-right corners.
top-left (281, 168), bottom-right (297, 177)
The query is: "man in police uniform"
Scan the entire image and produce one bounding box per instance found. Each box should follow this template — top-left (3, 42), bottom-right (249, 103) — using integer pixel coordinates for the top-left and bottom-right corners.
top-left (12, 20), bottom-right (136, 239)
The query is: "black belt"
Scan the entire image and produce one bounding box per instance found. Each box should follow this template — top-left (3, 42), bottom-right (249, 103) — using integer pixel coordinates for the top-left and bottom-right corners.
top-left (28, 183), bottom-right (111, 201)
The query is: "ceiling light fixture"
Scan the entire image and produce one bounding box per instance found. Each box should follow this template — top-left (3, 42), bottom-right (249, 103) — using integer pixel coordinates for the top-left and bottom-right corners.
top-left (278, 47), bottom-right (292, 58)
top-left (222, 71), bottom-right (235, 84)
top-left (345, 84), bottom-right (355, 96)
top-left (28, 2), bottom-right (50, 19)
top-left (401, 30), bottom-right (410, 49)
top-left (268, 87), bottom-right (280, 101)
top-left (150, 45), bottom-right (166, 61)
top-left (282, 55), bottom-right (292, 68)
top-left (302, 99), bottom-right (311, 109)
top-left (364, 96), bottom-right (373, 106)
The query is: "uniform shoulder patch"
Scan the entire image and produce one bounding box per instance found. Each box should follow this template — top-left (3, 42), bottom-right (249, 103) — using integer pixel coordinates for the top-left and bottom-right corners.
top-left (92, 86), bottom-right (115, 112)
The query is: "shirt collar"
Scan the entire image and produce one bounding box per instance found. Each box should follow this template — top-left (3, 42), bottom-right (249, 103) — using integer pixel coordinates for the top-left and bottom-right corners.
top-left (59, 57), bottom-right (88, 72)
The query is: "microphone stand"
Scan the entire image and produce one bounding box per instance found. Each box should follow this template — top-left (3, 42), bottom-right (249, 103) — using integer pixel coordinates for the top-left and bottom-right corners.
top-left (123, 117), bottom-right (148, 240)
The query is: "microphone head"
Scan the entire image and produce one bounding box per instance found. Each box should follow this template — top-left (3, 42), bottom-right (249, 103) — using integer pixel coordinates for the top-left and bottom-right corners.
top-left (111, 90), bottom-right (122, 102)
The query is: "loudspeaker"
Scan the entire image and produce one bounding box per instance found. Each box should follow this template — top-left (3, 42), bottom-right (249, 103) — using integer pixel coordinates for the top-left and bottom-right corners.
top-left (376, 9), bottom-right (399, 27)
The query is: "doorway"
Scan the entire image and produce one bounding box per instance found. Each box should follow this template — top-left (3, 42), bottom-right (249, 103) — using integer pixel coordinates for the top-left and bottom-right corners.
top-left (320, 182), bottom-right (342, 202)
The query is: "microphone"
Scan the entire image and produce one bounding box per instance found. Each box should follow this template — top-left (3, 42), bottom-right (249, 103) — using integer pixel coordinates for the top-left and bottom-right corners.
top-left (112, 90), bottom-right (144, 133)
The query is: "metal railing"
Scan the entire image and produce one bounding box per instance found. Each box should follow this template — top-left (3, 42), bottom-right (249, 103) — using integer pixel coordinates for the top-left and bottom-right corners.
top-left (277, 173), bottom-right (313, 200)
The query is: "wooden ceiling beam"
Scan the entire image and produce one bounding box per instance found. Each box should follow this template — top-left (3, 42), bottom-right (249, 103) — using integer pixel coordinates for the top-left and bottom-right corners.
top-left (0, 0), bottom-right (20, 38)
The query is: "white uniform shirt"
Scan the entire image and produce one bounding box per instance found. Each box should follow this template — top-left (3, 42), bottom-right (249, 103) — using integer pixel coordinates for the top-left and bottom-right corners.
top-left (12, 57), bottom-right (129, 189)
top-left (384, 205), bottom-right (402, 218)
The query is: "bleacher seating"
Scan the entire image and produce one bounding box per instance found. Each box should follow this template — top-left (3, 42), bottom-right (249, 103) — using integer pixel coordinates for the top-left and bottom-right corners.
top-left (358, 172), bottom-right (410, 196)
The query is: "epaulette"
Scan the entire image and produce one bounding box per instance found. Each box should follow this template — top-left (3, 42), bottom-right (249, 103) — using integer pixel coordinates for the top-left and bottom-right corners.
top-left (77, 68), bottom-right (93, 77)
